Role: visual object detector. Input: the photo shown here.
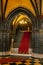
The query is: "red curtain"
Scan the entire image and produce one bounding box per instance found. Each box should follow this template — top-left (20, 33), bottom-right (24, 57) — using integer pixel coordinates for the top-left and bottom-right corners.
top-left (18, 32), bottom-right (31, 53)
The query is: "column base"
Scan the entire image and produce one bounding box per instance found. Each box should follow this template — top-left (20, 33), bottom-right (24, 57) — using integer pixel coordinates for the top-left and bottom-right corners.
top-left (32, 53), bottom-right (43, 58)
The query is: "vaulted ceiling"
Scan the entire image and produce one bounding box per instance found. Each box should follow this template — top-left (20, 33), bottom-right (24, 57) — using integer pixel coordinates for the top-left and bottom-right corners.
top-left (1, 0), bottom-right (43, 18)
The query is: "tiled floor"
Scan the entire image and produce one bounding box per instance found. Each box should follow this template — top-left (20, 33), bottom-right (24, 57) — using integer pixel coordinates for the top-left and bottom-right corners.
top-left (0, 57), bottom-right (43, 65)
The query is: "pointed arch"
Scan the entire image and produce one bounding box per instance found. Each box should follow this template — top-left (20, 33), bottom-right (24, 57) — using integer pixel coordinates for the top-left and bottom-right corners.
top-left (6, 7), bottom-right (36, 31)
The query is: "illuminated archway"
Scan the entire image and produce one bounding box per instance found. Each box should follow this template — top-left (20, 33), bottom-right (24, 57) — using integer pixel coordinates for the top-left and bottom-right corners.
top-left (11, 13), bottom-right (32, 53)
top-left (6, 7), bottom-right (36, 31)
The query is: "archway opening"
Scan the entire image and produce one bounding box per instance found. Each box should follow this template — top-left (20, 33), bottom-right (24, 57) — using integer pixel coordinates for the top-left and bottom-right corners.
top-left (11, 13), bottom-right (32, 54)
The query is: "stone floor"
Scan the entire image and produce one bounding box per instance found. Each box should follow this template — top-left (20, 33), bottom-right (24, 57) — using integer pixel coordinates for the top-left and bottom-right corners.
top-left (0, 57), bottom-right (43, 65)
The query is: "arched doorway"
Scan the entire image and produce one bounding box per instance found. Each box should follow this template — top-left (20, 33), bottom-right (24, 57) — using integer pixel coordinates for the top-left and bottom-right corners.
top-left (6, 7), bottom-right (41, 57)
top-left (11, 13), bottom-right (32, 54)
top-left (6, 7), bottom-right (35, 54)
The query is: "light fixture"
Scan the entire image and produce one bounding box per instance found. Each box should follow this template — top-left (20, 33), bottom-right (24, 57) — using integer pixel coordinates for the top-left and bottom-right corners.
top-left (19, 19), bottom-right (27, 24)
top-left (19, 20), bottom-right (24, 24)
top-left (25, 21), bottom-right (27, 24)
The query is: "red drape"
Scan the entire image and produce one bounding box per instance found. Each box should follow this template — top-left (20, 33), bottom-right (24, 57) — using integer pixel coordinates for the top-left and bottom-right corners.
top-left (18, 32), bottom-right (31, 53)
